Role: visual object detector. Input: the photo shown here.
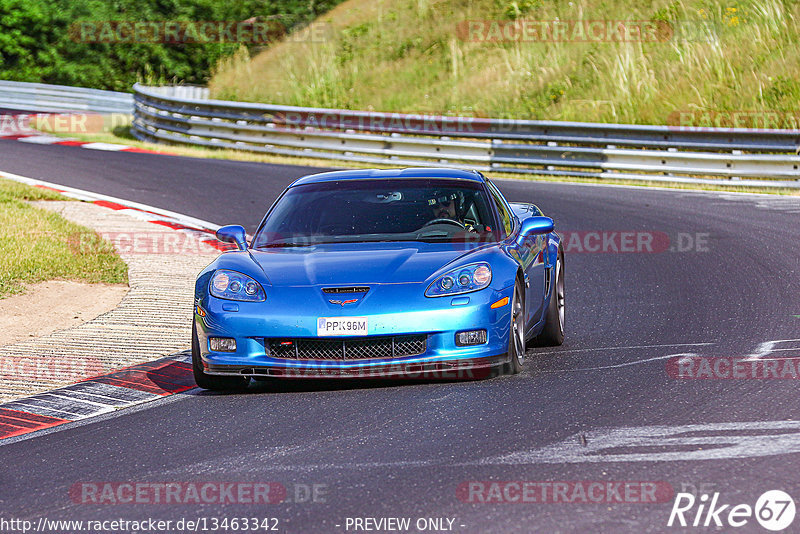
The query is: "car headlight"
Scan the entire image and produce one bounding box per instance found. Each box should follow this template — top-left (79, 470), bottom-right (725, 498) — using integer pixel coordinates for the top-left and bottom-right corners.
top-left (209, 270), bottom-right (266, 301)
top-left (425, 262), bottom-right (492, 297)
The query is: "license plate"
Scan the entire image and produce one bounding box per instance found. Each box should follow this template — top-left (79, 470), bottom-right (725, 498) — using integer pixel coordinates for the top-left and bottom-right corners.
top-left (317, 317), bottom-right (368, 336)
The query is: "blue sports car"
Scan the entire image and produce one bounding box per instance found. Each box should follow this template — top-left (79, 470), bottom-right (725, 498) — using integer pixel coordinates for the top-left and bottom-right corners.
top-left (193, 168), bottom-right (564, 390)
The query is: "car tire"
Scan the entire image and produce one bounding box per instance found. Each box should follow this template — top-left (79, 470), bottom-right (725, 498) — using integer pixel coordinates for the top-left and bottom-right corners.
top-left (534, 248), bottom-right (565, 346)
top-left (192, 321), bottom-right (250, 391)
top-left (505, 278), bottom-right (526, 375)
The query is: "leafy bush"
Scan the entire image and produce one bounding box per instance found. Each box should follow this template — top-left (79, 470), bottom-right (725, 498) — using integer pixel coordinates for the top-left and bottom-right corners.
top-left (0, 0), bottom-right (345, 91)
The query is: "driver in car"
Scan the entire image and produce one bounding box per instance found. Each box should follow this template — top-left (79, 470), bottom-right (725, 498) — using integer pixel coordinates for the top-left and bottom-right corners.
top-left (428, 191), bottom-right (459, 220)
top-left (426, 190), bottom-right (478, 232)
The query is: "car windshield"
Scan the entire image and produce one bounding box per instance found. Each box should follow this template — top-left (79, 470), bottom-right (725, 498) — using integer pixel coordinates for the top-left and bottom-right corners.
top-left (252, 178), bottom-right (498, 247)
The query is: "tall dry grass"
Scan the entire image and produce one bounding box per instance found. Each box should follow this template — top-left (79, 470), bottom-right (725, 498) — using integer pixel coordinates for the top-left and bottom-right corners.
top-left (209, 0), bottom-right (800, 124)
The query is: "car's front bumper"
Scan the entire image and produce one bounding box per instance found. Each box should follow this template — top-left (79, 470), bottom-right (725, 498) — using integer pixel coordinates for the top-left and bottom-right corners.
top-left (205, 354), bottom-right (508, 380)
top-left (195, 284), bottom-right (514, 379)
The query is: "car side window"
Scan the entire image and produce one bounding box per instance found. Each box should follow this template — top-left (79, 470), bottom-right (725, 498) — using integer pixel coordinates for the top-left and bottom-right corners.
top-left (486, 181), bottom-right (513, 238)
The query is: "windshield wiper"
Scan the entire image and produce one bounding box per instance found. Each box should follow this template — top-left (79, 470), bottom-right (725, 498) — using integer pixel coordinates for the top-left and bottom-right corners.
top-left (311, 240), bottom-right (392, 245)
top-left (412, 237), bottom-right (452, 244)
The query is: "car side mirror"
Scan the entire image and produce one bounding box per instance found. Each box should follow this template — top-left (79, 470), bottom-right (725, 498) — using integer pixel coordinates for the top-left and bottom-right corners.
top-left (216, 225), bottom-right (248, 251)
top-left (517, 216), bottom-right (554, 245)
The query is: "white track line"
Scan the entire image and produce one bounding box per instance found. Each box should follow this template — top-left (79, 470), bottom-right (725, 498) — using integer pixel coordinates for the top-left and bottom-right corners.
top-left (534, 342), bottom-right (714, 356)
top-left (742, 339), bottom-right (800, 361)
top-left (538, 353), bottom-right (695, 373)
top-left (17, 135), bottom-right (73, 144)
top-left (0, 169), bottom-right (221, 231)
top-left (81, 142), bottom-right (133, 151)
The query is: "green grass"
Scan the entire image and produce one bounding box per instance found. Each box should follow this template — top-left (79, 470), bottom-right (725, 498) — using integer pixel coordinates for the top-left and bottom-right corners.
top-left (209, 0), bottom-right (800, 125)
top-left (0, 179), bottom-right (128, 298)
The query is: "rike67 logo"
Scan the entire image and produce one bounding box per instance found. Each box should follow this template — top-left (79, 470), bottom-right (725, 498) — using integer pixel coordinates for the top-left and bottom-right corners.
top-left (668, 490), bottom-right (795, 531)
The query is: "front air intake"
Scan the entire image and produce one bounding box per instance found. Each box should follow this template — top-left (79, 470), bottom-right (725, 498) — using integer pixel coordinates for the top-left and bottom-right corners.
top-left (267, 335), bottom-right (427, 360)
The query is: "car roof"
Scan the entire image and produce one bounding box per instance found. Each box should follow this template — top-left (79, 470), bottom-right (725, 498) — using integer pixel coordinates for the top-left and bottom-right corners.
top-left (290, 168), bottom-right (485, 187)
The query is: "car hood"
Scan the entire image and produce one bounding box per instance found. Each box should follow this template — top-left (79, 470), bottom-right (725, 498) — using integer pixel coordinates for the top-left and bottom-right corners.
top-left (249, 242), bottom-right (491, 286)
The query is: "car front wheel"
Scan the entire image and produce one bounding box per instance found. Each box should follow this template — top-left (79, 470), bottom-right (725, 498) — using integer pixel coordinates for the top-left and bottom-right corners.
top-left (534, 248), bottom-right (565, 346)
top-left (505, 279), bottom-right (526, 375)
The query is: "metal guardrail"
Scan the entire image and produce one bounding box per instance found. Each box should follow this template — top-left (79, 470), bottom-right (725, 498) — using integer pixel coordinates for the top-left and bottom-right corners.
top-left (140, 85), bottom-right (210, 101)
top-left (0, 80), bottom-right (133, 114)
top-left (138, 83), bottom-right (797, 187)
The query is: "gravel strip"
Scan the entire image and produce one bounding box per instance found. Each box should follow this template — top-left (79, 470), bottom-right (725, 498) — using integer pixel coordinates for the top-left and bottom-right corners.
top-left (0, 201), bottom-right (218, 402)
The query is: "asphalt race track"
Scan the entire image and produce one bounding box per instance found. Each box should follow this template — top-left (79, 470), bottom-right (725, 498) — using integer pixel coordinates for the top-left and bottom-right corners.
top-left (2, 139), bottom-right (800, 532)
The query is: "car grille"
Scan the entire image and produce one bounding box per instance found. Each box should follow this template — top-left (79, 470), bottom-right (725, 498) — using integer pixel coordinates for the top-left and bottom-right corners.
top-left (267, 335), bottom-right (427, 360)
